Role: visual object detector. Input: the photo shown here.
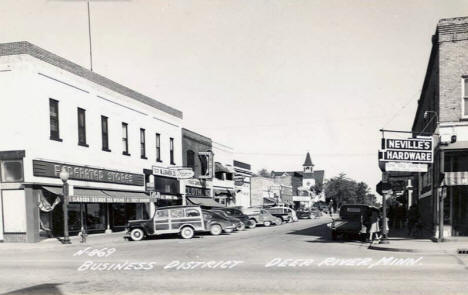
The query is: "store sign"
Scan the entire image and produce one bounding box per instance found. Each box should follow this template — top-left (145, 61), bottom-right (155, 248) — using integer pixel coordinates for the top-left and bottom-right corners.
top-left (33, 160), bottom-right (144, 186)
top-left (152, 166), bottom-right (178, 178)
top-left (379, 137), bottom-right (433, 164)
top-left (385, 162), bottom-right (428, 172)
top-left (176, 168), bottom-right (194, 179)
top-left (198, 152), bottom-right (213, 179)
top-left (186, 186), bottom-right (210, 197)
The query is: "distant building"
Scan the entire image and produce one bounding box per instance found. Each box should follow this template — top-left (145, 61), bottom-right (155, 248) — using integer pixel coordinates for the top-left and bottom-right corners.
top-left (272, 152), bottom-right (325, 209)
top-left (233, 160), bottom-right (253, 208)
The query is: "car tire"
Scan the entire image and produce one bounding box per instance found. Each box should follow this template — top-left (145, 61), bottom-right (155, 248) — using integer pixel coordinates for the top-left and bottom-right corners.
top-left (264, 221), bottom-right (272, 227)
top-left (180, 226), bottom-right (195, 239)
top-left (309, 214), bottom-right (313, 219)
top-left (210, 224), bottom-right (223, 236)
top-left (237, 222), bottom-right (246, 231)
top-left (129, 228), bottom-right (144, 241)
top-left (331, 230), bottom-right (338, 241)
top-left (288, 217), bottom-right (293, 223)
top-left (249, 219), bottom-right (257, 229)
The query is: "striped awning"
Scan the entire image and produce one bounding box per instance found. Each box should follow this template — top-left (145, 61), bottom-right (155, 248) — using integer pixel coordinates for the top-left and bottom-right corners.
top-left (41, 186), bottom-right (156, 203)
top-left (443, 172), bottom-right (468, 186)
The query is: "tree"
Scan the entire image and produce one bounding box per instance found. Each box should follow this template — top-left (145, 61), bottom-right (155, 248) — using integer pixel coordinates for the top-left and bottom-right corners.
top-left (257, 168), bottom-right (271, 178)
top-left (324, 173), bottom-right (377, 206)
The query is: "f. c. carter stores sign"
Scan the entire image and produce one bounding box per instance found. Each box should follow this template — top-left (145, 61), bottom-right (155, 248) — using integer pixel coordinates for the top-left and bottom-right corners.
top-left (33, 160), bottom-right (144, 186)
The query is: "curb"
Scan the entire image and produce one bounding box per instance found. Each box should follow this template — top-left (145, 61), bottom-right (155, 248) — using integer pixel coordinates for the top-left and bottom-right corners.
top-left (368, 244), bottom-right (449, 254)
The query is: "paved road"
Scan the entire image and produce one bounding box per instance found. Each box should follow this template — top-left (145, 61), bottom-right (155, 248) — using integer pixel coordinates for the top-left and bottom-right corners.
top-left (0, 216), bottom-right (467, 295)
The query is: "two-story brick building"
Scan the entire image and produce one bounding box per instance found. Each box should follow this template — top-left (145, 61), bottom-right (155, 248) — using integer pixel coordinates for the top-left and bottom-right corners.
top-left (412, 17), bottom-right (468, 238)
top-left (0, 42), bottom-right (183, 242)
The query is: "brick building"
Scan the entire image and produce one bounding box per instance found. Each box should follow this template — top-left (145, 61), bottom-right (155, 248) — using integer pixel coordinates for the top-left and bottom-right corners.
top-left (412, 17), bottom-right (468, 238)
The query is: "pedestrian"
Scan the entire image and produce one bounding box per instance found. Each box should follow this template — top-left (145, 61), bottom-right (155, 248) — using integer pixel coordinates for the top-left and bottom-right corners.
top-left (407, 204), bottom-right (420, 237)
top-left (368, 208), bottom-right (380, 242)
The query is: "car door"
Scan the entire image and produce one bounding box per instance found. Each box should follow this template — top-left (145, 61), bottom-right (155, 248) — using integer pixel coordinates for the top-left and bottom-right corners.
top-left (153, 209), bottom-right (170, 234)
top-left (169, 208), bottom-right (185, 232)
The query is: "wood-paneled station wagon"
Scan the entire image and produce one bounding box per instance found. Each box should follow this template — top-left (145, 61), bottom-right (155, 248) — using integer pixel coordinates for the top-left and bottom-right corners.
top-left (125, 206), bottom-right (205, 240)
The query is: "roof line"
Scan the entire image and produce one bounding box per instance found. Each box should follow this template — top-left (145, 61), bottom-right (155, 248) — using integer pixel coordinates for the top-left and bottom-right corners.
top-left (0, 41), bottom-right (183, 119)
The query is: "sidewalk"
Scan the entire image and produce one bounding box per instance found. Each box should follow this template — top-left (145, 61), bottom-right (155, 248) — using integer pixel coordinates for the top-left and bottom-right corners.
top-left (368, 229), bottom-right (468, 254)
top-left (0, 231), bottom-right (126, 250)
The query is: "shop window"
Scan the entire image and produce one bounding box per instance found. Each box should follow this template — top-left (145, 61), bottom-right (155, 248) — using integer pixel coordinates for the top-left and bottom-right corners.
top-left (185, 208), bottom-right (200, 217)
top-left (122, 122), bottom-right (129, 155)
top-left (49, 98), bottom-right (61, 141)
top-left (187, 150), bottom-right (195, 169)
top-left (77, 108), bottom-right (88, 146)
top-left (140, 128), bottom-right (146, 159)
top-left (86, 203), bottom-right (106, 231)
top-left (1, 160), bottom-right (24, 182)
top-left (226, 173), bottom-right (233, 181)
top-left (101, 116), bottom-right (110, 151)
top-left (199, 154), bottom-right (208, 175)
top-left (170, 208), bottom-right (184, 218)
top-left (156, 133), bottom-right (161, 162)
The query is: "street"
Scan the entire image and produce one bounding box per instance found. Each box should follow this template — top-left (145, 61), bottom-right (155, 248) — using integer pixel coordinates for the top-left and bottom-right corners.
top-left (0, 216), bottom-right (467, 295)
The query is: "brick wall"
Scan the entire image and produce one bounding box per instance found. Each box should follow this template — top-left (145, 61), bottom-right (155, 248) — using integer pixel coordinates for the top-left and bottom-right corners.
top-left (182, 129), bottom-right (212, 178)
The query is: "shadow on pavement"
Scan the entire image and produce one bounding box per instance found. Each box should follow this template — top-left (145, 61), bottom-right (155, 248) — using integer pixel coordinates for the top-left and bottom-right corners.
top-left (287, 223), bottom-right (364, 244)
top-left (2, 283), bottom-right (63, 295)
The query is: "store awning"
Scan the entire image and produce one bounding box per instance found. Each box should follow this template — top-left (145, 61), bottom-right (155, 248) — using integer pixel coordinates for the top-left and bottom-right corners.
top-left (214, 188), bottom-right (236, 196)
top-left (42, 186), bottom-right (63, 195)
top-left (443, 172), bottom-right (468, 186)
top-left (215, 162), bottom-right (232, 174)
top-left (103, 190), bottom-right (157, 203)
top-left (70, 188), bottom-right (110, 203)
top-left (187, 197), bottom-right (223, 207)
top-left (263, 197), bottom-right (276, 205)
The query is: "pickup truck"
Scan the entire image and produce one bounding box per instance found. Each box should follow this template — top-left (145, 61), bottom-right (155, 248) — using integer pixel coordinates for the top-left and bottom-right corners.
top-left (267, 207), bottom-right (293, 223)
top-left (241, 207), bottom-right (282, 226)
top-left (329, 204), bottom-right (370, 241)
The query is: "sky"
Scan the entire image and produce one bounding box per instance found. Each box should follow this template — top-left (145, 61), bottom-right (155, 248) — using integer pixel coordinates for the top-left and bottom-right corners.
top-left (2, 0), bottom-right (468, 193)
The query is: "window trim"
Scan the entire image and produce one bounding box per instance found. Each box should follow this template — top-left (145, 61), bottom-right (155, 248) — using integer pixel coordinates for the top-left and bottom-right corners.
top-left (462, 77), bottom-right (468, 119)
top-left (77, 108), bottom-right (88, 147)
top-left (101, 115), bottom-right (111, 152)
top-left (170, 137), bottom-right (175, 165)
top-left (49, 98), bottom-right (62, 142)
top-left (122, 122), bottom-right (130, 156)
top-left (140, 128), bottom-right (147, 159)
top-left (156, 133), bottom-right (162, 162)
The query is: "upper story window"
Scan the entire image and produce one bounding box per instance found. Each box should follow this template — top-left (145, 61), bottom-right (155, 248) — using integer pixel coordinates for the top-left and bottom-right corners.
top-left (122, 122), bottom-right (129, 156)
top-left (156, 133), bottom-right (161, 162)
top-left (140, 128), bottom-right (146, 159)
top-left (187, 150), bottom-right (195, 169)
top-left (0, 160), bottom-right (24, 183)
top-left (49, 99), bottom-right (61, 141)
top-left (170, 137), bottom-right (175, 165)
top-left (101, 116), bottom-right (110, 151)
top-left (77, 108), bottom-right (88, 146)
top-left (464, 78), bottom-right (468, 117)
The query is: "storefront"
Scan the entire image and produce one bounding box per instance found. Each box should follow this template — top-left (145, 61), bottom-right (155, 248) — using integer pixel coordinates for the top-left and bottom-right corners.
top-left (144, 167), bottom-right (181, 208)
top-left (213, 187), bottom-right (235, 207)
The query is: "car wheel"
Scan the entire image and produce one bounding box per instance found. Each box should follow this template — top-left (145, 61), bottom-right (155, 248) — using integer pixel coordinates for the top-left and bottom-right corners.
top-left (288, 217), bottom-right (293, 223)
top-left (237, 222), bottom-right (246, 231)
top-left (309, 214), bottom-right (313, 219)
top-left (210, 224), bottom-right (223, 236)
top-left (180, 226), bottom-right (195, 239)
top-left (331, 230), bottom-right (338, 241)
top-left (264, 221), bottom-right (272, 227)
top-left (129, 228), bottom-right (144, 241)
top-left (249, 219), bottom-right (257, 229)
top-left (277, 219), bottom-right (282, 225)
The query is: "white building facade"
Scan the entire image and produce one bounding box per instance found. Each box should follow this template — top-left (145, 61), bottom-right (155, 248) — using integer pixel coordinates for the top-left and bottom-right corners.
top-left (0, 42), bottom-right (183, 242)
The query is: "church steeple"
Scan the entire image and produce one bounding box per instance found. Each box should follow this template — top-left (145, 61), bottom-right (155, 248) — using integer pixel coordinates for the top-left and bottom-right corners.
top-left (303, 152), bottom-right (314, 173)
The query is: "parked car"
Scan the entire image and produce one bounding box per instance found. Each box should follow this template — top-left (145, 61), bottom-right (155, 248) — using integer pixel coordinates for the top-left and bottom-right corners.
top-left (329, 204), bottom-right (370, 241)
top-left (202, 210), bottom-right (236, 235)
top-left (209, 210), bottom-right (243, 231)
top-left (125, 206), bottom-right (205, 241)
top-left (241, 207), bottom-right (282, 226)
top-left (267, 207), bottom-right (293, 223)
top-left (211, 208), bottom-right (253, 230)
top-left (296, 208), bottom-right (314, 219)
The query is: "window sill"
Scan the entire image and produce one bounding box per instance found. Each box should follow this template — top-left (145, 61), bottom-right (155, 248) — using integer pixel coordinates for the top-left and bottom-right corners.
top-left (102, 148), bottom-right (112, 152)
top-left (141, 156), bottom-right (148, 160)
top-left (78, 142), bottom-right (89, 148)
top-left (122, 152), bottom-right (131, 156)
top-left (50, 137), bottom-right (63, 142)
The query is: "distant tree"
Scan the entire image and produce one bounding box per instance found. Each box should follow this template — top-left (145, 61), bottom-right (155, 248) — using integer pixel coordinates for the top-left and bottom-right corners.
top-left (312, 181), bottom-right (323, 194)
top-left (324, 173), bottom-right (377, 206)
top-left (257, 168), bottom-right (271, 178)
